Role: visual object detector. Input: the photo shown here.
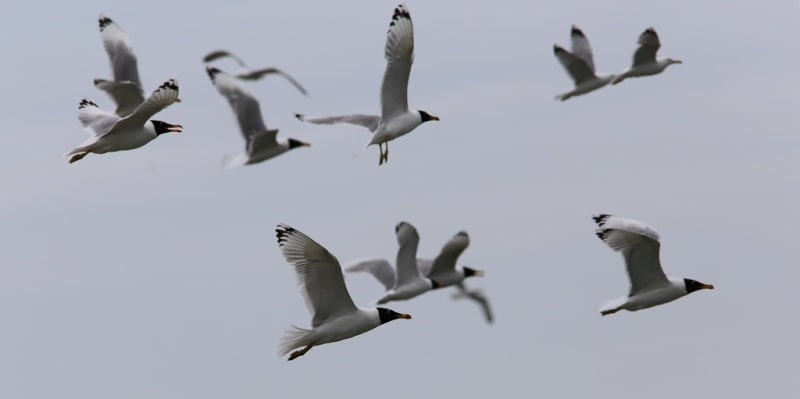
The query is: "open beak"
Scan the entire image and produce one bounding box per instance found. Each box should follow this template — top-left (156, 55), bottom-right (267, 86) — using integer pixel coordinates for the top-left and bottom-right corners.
top-left (167, 124), bottom-right (183, 133)
top-left (701, 283), bottom-right (714, 290)
top-left (398, 313), bottom-right (412, 320)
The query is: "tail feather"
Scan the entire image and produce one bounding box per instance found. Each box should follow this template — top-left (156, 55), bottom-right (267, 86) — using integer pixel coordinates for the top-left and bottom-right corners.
top-left (611, 74), bottom-right (626, 85)
top-left (597, 297), bottom-right (627, 316)
top-left (277, 325), bottom-right (313, 357)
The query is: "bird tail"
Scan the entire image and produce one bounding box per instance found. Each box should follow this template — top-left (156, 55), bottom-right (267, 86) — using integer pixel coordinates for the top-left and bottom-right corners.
top-left (554, 92), bottom-right (571, 101)
top-left (277, 325), bottom-right (314, 357)
top-left (596, 297), bottom-right (627, 316)
top-left (221, 154), bottom-right (248, 169)
top-left (610, 74), bottom-right (626, 85)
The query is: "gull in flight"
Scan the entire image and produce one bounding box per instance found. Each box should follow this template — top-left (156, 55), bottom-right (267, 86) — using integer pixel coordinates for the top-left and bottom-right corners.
top-left (611, 28), bottom-right (682, 85)
top-left (206, 67), bottom-right (309, 168)
top-left (593, 214), bottom-right (713, 316)
top-left (553, 26), bottom-right (615, 101)
top-left (276, 224), bottom-right (411, 361)
top-left (202, 50), bottom-right (309, 96)
top-left (66, 79), bottom-right (182, 163)
top-left (345, 221), bottom-right (442, 304)
top-left (295, 4), bottom-right (439, 165)
top-left (93, 14), bottom-right (147, 117)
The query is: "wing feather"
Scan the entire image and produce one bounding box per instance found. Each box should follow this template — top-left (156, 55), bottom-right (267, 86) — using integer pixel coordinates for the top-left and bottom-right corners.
top-left (344, 258), bottom-right (396, 291)
top-left (427, 231), bottom-right (470, 278)
top-left (380, 4), bottom-right (414, 121)
top-left (632, 27), bottom-right (661, 66)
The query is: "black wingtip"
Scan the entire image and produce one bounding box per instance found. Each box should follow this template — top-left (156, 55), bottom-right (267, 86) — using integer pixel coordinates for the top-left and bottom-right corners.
top-left (78, 99), bottom-right (98, 109)
top-left (157, 79), bottom-right (179, 92)
top-left (293, 113), bottom-right (305, 121)
top-left (553, 44), bottom-right (565, 54)
top-left (595, 229), bottom-right (611, 242)
top-left (206, 67), bottom-right (221, 81)
top-left (389, 4), bottom-right (411, 28)
top-left (276, 224), bottom-right (295, 246)
top-left (98, 15), bottom-right (113, 30)
top-left (571, 25), bottom-right (584, 37)
top-left (592, 214), bottom-right (611, 227)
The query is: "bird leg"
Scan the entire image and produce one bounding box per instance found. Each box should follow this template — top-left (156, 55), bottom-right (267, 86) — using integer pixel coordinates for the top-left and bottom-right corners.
top-left (288, 344), bottom-right (313, 361)
top-left (69, 152), bottom-right (88, 164)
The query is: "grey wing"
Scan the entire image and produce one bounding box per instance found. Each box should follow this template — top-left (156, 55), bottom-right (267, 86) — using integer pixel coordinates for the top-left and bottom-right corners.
top-left (295, 113), bottom-right (380, 133)
top-left (569, 26), bottom-right (595, 73)
top-left (554, 45), bottom-right (595, 85)
top-left (394, 221), bottom-right (423, 288)
top-left (380, 4), bottom-right (414, 121)
top-left (98, 15), bottom-right (142, 89)
top-left (453, 283), bottom-right (493, 324)
top-left (246, 129), bottom-right (279, 156)
top-left (206, 67), bottom-right (269, 143)
top-left (93, 79), bottom-right (145, 117)
top-left (428, 231), bottom-right (470, 278)
top-left (416, 257), bottom-right (433, 277)
top-left (203, 49), bottom-right (248, 67)
top-left (276, 224), bottom-right (358, 328)
top-left (632, 27), bottom-right (661, 66)
top-left (235, 67), bottom-right (309, 97)
top-left (76, 99), bottom-right (121, 137)
top-left (114, 79), bottom-right (180, 132)
top-left (343, 258), bottom-right (396, 291)
top-left (593, 214), bottom-right (669, 295)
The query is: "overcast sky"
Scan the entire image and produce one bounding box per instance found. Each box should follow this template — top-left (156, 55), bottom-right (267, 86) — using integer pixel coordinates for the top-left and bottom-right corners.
top-left (1, 0), bottom-right (798, 398)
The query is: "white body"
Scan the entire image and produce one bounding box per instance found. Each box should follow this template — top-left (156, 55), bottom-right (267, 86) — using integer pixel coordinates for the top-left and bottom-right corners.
top-left (72, 124), bottom-right (156, 154)
top-left (598, 277), bottom-right (688, 314)
top-left (377, 279), bottom-right (433, 304)
top-left (611, 27), bottom-right (681, 85)
top-left (279, 308), bottom-right (382, 355)
top-left (553, 26), bottom-right (613, 101)
top-left (556, 75), bottom-right (615, 101)
top-left (367, 111), bottom-right (422, 147)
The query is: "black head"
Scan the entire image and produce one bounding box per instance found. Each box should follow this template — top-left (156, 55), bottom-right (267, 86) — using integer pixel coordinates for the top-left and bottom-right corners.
top-left (684, 278), bottom-right (714, 293)
top-left (463, 266), bottom-right (485, 278)
top-left (288, 138), bottom-right (310, 149)
top-left (206, 66), bottom-right (222, 81)
top-left (377, 307), bottom-right (412, 324)
top-left (417, 110), bottom-right (440, 123)
top-left (150, 120), bottom-right (183, 135)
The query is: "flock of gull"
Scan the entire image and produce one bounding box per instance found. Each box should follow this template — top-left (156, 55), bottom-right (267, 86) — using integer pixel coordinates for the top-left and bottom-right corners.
top-left (67, 4), bottom-right (714, 361)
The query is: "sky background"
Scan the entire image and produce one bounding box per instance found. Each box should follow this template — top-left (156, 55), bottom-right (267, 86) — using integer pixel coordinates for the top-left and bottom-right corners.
top-left (1, 0), bottom-right (799, 397)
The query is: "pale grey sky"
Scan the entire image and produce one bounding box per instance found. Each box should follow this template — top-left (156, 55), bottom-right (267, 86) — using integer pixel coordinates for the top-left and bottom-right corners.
top-left (1, 0), bottom-right (798, 398)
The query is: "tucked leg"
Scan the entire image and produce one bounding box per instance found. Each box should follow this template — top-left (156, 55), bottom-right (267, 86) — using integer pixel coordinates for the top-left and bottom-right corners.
top-left (288, 344), bottom-right (313, 361)
top-left (69, 152), bottom-right (88, 164)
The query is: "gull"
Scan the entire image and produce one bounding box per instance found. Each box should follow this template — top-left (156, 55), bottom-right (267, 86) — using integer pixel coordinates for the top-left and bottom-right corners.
top-left (593, 214), bottom-right (713, 316)
top-left (553, 26), bottom-right (615, 101)
top-left (611, 28), bottom-right (682, 85)
top-left (295, 4), bottom-right (439, 165)
top-left (202, 50), bottom-right (309, 96)
top-left (93, 14), bottom-right (146, 117)
top-left (450, 283), bottom-right (493, 324)
top-left (66, 79), bottom-right (182, 163)
top-left (206, 67), bottom-right (310, 168)
top-left (276, 224), bottom-right (411, 361)
top-left (344, 221), bottom-right (441, 304)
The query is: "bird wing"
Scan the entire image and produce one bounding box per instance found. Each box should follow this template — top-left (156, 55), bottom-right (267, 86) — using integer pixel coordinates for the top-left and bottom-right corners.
top-left (632, 27), bottom-right (661, 66)
top-left (235, 67), bottom-right (309, 97)
top-left (98, 14), bottom-right (142, 89)
top-left (416, 257), bottom-right (433, 277)
top-left (294, 113), bottom-right (380, 133)
top-left (112, 79), bottom-right (180, 133)
top-left (202, 49), bottom-right (248, 67)
top-left (276, 224), bottom-right (358, 328)
top-left (343, 258), bottom-right (396, 291)
top-left (427, 231), bottom-right (470, 279)
top-left (453, 282), bottom-right (493, 324)
top-left (206, 67), bottom-right (274, 149)
top-left (593, 214), bottom-right (669, 296)
top-left (553, 45), bottom-right (595, 86)
top-left (76, 99), bottom-right (121, 137)
top-left (394, 221), bottom-right (423, 288)
top-left (569, 26), bottom-right (596, 73)
top-left (380, 4), bottom-right (414, 121)
top-left (93, 79), bottom-right (145, 117)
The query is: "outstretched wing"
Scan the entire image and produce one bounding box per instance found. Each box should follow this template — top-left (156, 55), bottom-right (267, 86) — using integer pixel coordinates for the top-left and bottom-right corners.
top-left (427, 231), bottom-right (470, 279)
top-left (394, 221), bottom-right (423, 288)
top-left (452, 283), bottom-right (494, 324)
top-left (206, 67), bottom-right (273, 147)
top-left (76, 99), bottom-right (120, 137)
top-left (113, 79), bottom-right (180, 132)
top-left (593, 214), bottom-right (669, 295)
top-left (632, 27), bottom-right (661, 66)
top-left (295, 113), bottom-right (380, 133)
top-left (380, 4), bottom-right (414, 121)
top-left (344, 258), bottom-right (396, 291)
top-left (569, 26), bottom-right (596, 73)
top-left (235, 67), bottom-right (309, 97)
top-left (98, 14), bottom-right (142, 89)
top-left (202, 49), bottom-right (248, 67)
top-left (276, 224), bottom-right (358, 328)
top-left (553, 45), bottom-right (595, 86)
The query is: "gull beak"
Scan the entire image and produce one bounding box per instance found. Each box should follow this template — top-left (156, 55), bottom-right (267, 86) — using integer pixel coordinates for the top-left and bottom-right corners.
top-left (175, 98), bottom-right (182, 103)
top-left (431, 115), bottom-right (440, 121)
top-left (301, 141), bottom-right (311, 147)
top-left (474, 270), bottom-right (486, 277)
top-left (674, 59), bottom-right (683, 64)
top-left (398, 313), bottom-right (412, 320)
top-left (167, 124), bottom-right (183, 133)
top-left (701, 283), bottom-right (714, 290)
